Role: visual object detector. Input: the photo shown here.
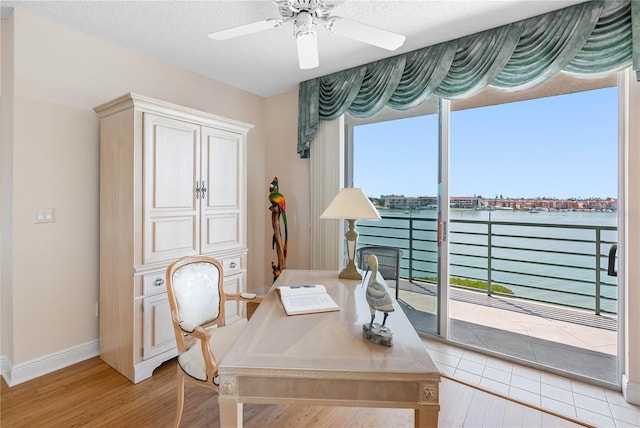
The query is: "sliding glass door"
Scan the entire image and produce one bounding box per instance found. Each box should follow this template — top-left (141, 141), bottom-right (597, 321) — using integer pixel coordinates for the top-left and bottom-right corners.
top-left (349, 98), bottom-right (444, 335)
top-left (447, 78), bottom-right (619, 385)
top-left (348, 72), bottom-right (620, 385)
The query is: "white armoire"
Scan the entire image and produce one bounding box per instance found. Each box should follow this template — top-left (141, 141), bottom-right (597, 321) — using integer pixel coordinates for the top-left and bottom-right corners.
top-left (94, 93), bottom-right (252, 383)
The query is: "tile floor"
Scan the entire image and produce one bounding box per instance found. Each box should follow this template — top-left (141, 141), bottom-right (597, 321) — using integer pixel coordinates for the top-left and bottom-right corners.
top-left (422, 338), bottom-right (640, 428)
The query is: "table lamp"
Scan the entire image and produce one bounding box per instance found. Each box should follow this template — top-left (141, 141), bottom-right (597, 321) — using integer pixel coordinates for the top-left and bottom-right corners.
top-left (320, 188), bottom-right (381, 279)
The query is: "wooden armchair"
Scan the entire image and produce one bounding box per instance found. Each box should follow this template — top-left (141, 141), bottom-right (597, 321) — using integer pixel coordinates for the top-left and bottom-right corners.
top-left (165, 255), bottom-right (262, 427)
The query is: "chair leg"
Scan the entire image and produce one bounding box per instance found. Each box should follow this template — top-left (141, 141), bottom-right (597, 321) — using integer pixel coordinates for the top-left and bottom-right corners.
top-left (174, 367), bottom-right (185, 428)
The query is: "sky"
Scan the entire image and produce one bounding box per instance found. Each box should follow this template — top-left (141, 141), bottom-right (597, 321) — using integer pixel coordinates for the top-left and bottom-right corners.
top-left (353, 86), bottom-right (618, 200)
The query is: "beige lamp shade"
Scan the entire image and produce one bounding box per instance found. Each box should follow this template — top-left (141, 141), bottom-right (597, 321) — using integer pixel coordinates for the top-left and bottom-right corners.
top-left (320, 188), bottom-right (381, 220)
top-left (320, 188), bottom-right (380, 280)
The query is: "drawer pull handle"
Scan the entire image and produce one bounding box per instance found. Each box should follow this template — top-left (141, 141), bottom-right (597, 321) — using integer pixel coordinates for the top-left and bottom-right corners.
top-left (229, 262), bottom-right (237, 269)
top-left (154, 278), bottom-right (164, 287)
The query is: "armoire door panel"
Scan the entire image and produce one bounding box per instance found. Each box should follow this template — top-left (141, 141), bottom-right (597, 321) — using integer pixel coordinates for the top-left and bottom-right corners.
top-left (151, 217), bottom-right (198, 254)
top-left (203, 128), bottom-right (240, 209)
top-left (204, 214), bottom-right (240, 252)
top-left (143, 113), bottom-right (201, 264)
top-left (142, 294), bottom-right (175, 360)
top-left (152, 125), bottom-right (198, 208)
top-left (200, 127), bottom-right (244, 253)
top-left (144, 114), bottom-right (199, 210)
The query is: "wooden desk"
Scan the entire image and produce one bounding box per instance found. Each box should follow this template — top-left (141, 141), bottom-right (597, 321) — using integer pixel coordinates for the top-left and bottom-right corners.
top-left (218, 270), bottom-right (440, 427)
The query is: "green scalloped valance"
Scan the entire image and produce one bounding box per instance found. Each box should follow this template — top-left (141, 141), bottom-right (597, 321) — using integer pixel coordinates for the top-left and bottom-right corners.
top-left (298, 0), bottom-right (638, 158)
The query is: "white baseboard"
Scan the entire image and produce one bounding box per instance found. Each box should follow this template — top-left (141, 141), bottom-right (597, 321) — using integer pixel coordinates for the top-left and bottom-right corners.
top-left (622, 373), bottom-right (640, 405)
top-left (1, 354), bottom-right (13, 385)
top-left (3, 340), bottom-right (99, 387)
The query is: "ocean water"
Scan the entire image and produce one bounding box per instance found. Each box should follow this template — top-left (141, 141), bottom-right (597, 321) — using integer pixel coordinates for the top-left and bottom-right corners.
top-left (358, 209), bottom-right (618, 314)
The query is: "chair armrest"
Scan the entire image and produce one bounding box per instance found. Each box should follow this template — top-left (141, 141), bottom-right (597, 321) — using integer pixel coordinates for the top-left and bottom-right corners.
top-left (226, 292), bottom-right (263, 304)
top-left (179, 323), bottom-right (211, 341)
top-left (240, 292), bottom-right (263, 303)
top-left (183, 325), bottom-right (218, 380)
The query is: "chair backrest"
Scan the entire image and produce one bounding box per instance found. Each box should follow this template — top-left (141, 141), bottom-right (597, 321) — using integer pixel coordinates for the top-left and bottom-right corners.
top-left (166, 256), bottom-right (227, 351)
top-left (356, 246), bottom-right (403, 281)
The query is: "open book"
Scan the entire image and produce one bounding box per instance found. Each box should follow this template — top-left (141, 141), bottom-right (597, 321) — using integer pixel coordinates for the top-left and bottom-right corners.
top-left (277, 284), bottom-right (340, 316)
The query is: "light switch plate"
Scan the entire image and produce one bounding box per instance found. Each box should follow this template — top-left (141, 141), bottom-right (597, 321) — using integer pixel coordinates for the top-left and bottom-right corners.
top-left (35, 208), bottom-right (55, 223)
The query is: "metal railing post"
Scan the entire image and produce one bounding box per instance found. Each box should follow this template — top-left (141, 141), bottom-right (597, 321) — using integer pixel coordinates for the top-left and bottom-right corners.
top-left (408, 217), bottom-right (414, 281)
top-left (595, 228), bottom-right (601, 315)
top-left (487, 220), bottom-right (493, 296)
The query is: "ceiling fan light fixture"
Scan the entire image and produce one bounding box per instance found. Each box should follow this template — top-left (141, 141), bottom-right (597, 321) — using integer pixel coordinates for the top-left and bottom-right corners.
top-left (296, 30), bottom-right (319, 69)
top-left (294, 10), bottom-right (314, 35)
top-left (295, 11), bottom-right (319, 69)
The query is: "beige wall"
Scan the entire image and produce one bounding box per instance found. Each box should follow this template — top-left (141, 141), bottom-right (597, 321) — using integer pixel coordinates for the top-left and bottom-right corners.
top-left (1, 9), bottom-right (303, 367)
top-left (1, 7), bottom-right (12, 367)
top-left (12, 98), bottom-right (99, 360)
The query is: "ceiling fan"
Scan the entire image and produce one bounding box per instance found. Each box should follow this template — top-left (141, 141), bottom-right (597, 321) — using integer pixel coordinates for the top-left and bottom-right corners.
top-left (207, 0), bottom-right (406, 69)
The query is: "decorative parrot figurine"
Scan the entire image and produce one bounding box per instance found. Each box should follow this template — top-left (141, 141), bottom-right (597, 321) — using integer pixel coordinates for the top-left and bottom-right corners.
top-left (268, 177), bottom-right (288, 280)
top-left (269, 177), bottom-right (288, 258)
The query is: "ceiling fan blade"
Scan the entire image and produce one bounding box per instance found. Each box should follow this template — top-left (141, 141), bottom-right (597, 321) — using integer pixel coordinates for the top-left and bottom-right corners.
top-left (207, 19), bottom-right (282, 40)
top-left (326, 17), bottom-right (406, 51)
top-left (296, 30), bottom-right (319, 69)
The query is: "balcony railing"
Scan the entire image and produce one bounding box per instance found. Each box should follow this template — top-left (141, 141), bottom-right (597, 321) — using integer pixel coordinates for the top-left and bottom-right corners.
top-left (357, 214), bottom-right (617, 315)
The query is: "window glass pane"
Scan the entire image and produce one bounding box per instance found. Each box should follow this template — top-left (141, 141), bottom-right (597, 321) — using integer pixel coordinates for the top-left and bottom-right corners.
top-left (450, 88), bottom-right (618, 200)
top-left (353, 112), bottom-right (440, 334)
top-left (354, 114), bottom-right (438, 198)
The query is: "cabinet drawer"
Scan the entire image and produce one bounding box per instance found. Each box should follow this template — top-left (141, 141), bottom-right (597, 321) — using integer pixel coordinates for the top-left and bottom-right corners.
top-left (222, 256), bottom-right (243, 276)
top-left (143, 271), bottom-right (167, 296)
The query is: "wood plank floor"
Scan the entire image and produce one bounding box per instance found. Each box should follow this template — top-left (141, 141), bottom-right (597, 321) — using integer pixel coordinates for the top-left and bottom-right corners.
top-left (1, 357), bottom-right (589, 427)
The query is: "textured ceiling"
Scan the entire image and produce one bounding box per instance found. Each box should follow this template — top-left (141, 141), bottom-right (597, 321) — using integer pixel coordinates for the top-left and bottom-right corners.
top-left (2, 0), bottom-right (588, 98)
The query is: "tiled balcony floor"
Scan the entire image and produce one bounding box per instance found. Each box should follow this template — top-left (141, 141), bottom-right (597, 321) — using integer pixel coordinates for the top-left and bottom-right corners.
top-left (397, 281), bottom-right (618, 385)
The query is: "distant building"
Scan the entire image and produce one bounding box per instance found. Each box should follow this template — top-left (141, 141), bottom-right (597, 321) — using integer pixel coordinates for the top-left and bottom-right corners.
top-left (482, 197), bottom-right (617, 211)
top-left (450, 196), bottom-right (481, 209)
top-left (383, 196), bottom-right (437, 210)
top-left (380, 195), bottom-right (617, 212)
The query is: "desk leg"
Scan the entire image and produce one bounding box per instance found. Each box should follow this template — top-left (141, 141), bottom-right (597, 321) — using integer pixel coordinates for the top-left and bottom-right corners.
top-left (219, 396), bottom-right (243, 428)
top-left (218, 375), bottom-right (243, 428)
top-left (414, 406), bottom-right (439, 428)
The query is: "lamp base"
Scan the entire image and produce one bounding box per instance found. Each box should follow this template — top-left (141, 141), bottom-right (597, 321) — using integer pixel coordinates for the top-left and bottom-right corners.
top-left (338, 261), bottom-right (362, 280)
